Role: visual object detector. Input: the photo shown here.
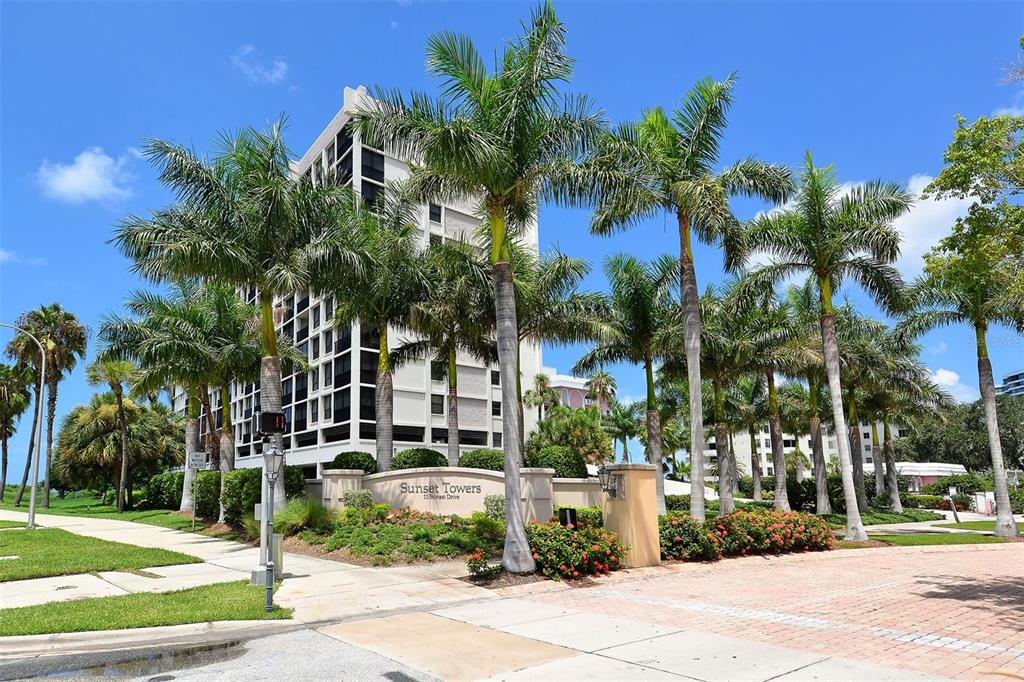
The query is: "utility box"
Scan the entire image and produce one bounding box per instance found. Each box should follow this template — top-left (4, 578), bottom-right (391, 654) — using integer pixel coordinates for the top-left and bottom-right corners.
top-left (601, 463), bottom-right (660, 568)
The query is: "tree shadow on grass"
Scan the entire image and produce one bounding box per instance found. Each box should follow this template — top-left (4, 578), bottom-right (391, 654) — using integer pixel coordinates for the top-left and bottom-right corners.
top-left (916, 574), bottom-right (1024, 631)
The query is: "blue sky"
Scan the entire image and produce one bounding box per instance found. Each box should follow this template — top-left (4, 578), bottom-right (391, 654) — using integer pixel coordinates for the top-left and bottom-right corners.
top-left (2, 1), bottom-right (1022, 477)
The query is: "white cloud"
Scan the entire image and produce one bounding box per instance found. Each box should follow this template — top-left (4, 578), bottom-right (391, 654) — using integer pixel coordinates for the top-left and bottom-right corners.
top-left (390, 20), bottom-right (400, 29)
top-left (231, 44), bottom-right (288, 84)
top-left (930, 367), bottom-right (979, 403)
top-left (0, 249), bottom-right (46, 266)
top-left (994, 105), bottom-right (1024, 116)
top-left (36, 147), bottom-right (133, 203)
top-left (891, 175), bottom-right (972, 277)
top-left (929, 340), bottom-right (948, 356)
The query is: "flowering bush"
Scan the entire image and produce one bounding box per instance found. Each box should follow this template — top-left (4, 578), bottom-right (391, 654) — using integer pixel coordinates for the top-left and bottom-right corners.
top-left (659, 512), bottom-right (720, 561)
top-left (937, 496), bottom-right (971, 512)
top-left (525, 521), bottom-right (627, 580)
top-left (466, 547), bottom-right (501, 580)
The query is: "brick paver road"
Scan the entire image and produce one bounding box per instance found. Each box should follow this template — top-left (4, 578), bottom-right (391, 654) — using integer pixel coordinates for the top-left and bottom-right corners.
top-left (516, 544), bottom-right (1024, 681)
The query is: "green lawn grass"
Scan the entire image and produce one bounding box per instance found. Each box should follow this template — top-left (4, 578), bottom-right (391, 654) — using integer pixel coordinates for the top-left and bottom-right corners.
top-left (868, 533), bottom-right (1008, 546)
top-left (934, 520), bottom-right (1024, 532)
top-left (825, 509), bottom-right (943, 528)
top-left (0, 520), bottom-right (26, 529)
top-left (0, 528), bottom-right (200, 581)
top-left (0, 581), bottom-right (291, 636)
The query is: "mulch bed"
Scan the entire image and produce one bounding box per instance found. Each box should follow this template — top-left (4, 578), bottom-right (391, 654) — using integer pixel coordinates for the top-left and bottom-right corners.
top-left (460, 571), bottom-right (546, 589)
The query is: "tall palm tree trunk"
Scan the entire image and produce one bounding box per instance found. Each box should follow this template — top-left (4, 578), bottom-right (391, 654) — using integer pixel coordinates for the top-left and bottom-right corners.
top-left (42, 379), bottom-right (58, 507)
top-left (766, 371), bottom-right (789, 511)
top-left (490, 210), bottom-right (534, 574)
top-left (259, 293), bottom-right (285, 509)
top-left (809, 417), bottom-right (831, 514)
top-left (793, 444), bottom-right (805, 483)
top-left (870, 422), bottom-right (885, 498)
top-left (846, 392), bottom-right (868, 511)
top-left (199, 393), bottom-right (219, 469)
top-left (728, 432), bottom-right (739, 495)
top-left (180, 392), bottom-right (200, 513)
top-left (749, 425), bottom-right (763, 501)
top-left (622, 436), bottom-right (630, 463)
top-left (1, 433), bottom-right (7, 502)
top-left (516, 345), bottom-right (525, 461)
top-left (975, 324), bottom-right (1017, 537)
top-left (644, 357), bottom-right (666, 514)
top-left (819, 284), bottom-right (867, 540)
top-left (713, 380), bottom-right (733, 515)
top-left (218, 385), bottom-right (235, 523)
top-left (446, 349), bottom-right (460, 467)
top-left (114, 387), bottom-right (129, 513)
top-left (678, 213), bottom-right (706, 522)
top-left (376, 328), bottom-right (394, 472)
top-left (881, 417), bottom-right (903, 512)
top-left (14, 379), bottom-right (42, 507)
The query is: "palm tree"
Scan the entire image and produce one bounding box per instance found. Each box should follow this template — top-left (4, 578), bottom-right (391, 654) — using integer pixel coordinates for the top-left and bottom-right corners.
top-left (314, 183), bottom-right (429, 471)
top-left (351, 3), bottom-right (603, 573)
top-left (0, 363), bottom-right (33, 501)
top-left (742, 152), bottom-right (912, 540)
top-left (5, 305), bottom-right (88, 507)
top-left (113, 120), bottom-right (356, 508)
top-left (779, 381), bottom-right (815, 484)
top-left (585, 369), bottom-right (616, 416)
top-left (85, 359), bottom-right (137, 512)
top-left (728, 374), bottom-right (767, 501)
top-left (523, 373), bottom-right (560, 424)
top-left (580, 76), bottom-right (793, 521)
top-left (574, 254), bottom-right (675, 513)
top-left (899, 203), bottom-right (1023, 536)
top-left (604, 399), bottom-right (639, 462)
top-left (397, 240), bottom-right (495, 466)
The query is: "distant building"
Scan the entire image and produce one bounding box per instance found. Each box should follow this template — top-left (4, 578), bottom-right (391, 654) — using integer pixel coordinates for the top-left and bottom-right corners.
top-left (544, 367), bottom-right (609, 415)
top-left (996, 369), bottom-right (1024, 398)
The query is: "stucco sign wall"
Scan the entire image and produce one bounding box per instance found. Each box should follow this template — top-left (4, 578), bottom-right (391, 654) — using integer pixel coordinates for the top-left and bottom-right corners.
top-left (364, 467), bottom-right (507, 516)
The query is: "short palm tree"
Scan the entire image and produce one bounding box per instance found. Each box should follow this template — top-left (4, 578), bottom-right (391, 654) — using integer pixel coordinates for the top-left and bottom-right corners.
top-left (899, 203), bottom-right (1023, 536)
top-left (113, 120), bottom-right (356, 508)
top-left (396, 240), bottom-right (495, 466)
top-left (352, 2), bottom-right (603, 573)
top-left (742, 152), bottom-right (912, 540)
top-left (574, 254), bottom-right (675, 513)
top-left (728, 374), bottom-right (767, 500)
top-left (778, 381), bottom-right (815, 483)
top-left (579, 76), bottom-right (793, 520)
top-left (523, 373), bottom-right (560, 424)
top-left (85, 358), bottom-right (138, 512)
top-left (585, 369), bottom-right (616, 416)
top-left (316, 182), bottom-right (429, 471)
top-left (6, 304), bottom-right (88, 507)
top-left (0, 363), bottom-right (33, 501)
top-left (603, 399), bottom-right (639, 462)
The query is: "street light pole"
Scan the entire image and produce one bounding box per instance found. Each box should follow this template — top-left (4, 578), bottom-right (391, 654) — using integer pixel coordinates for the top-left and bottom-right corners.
top-left (0, 323), bottom-right (46, 530)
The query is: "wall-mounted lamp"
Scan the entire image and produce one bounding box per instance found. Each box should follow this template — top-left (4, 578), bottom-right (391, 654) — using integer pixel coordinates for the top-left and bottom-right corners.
top-left (597, 466), bottom-right (623, 499)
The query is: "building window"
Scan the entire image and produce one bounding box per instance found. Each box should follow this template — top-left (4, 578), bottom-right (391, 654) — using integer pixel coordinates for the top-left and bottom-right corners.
top-left (311, 398), bottom-right (319, 424)
top-left (492, 401), bottom-right (501, 416)
top-left (360, 386), bottom-right (376, 421)
top-left (360, 350), bottom-right (378, 384)
top-left (493, 432), bottom-right (502, 448)
top-left (491, 370), bottom-right (500, 386)
top-left (333, 388), bottom-right (350, 423)
top-left (322, 395), bottom-right (332, 423)
top-left (323, 360), bottom-right (333, 387)
top-left (431, 394), bottom-right (445, 415)
top-left (325, 298), bottom-right (334, 321)
top-left (362, 149), bottom-right (385, 183)
top-left (312, 306), bottom-right (321, 330)
top-left (336, 126), bottom-right (353, 158)
top-left (311, 369), bottom-right (319, 392)
top-left (430, 360), bottom-right (446, 382)
top-left (361, 181), bottom-right (383, 209)
top-left (560, 389), bottom-right (569, 405)
top-left (429, 203), bottom-right (442, 222)
top-left (311, 337), bottom-right (320, 360)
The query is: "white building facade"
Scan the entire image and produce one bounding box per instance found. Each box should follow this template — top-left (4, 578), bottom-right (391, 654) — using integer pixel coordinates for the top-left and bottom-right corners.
top-left (177, 87), bottom-right (542, 477)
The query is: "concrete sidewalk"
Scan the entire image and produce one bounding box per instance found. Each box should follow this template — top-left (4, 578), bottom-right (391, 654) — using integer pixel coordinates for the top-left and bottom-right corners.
top-left (863, 511), bottom-right (1024, 536)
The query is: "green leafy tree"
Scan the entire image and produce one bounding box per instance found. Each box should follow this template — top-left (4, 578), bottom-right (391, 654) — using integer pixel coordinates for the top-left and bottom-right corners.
top-left (0, 363), bottom-right (33, 501)
top-left (899, 203), bottom-right (1024, 537)
top-left (524, 405), bottom-right (612, 465)
top-left (578, 75), bottom-right (793, 521)
top-left (352, 2), bottom-right (603, 573)
top-left (924, 115), bottom-right (1024, 204)
top-left (742, 153), bottom-right (912, 540)
top-left (85, 359), bottom-right (138, 512)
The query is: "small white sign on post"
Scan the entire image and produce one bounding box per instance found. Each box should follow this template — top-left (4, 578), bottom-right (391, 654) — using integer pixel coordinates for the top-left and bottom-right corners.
top-left (187, 452), bottom-right (206, 470)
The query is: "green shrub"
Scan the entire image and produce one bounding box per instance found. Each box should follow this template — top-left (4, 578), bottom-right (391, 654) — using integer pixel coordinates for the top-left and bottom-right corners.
top-left (458, 449), bottom-right (504, 471)
top-left (390, 448), bottom-right (447, 470)
top-left (467, 511), bottom-right (505, 545)
top-left (1009, 486), bottom-right (1023, 514)
top-left (146, 471), bottom-right (184, 510)
top-left (193, 470), bottom-right (221, 519)
top-left (665, 495), bottom-right (689, 512)
top-left (526, 445), bottom-right (587, 478)
top-left (525, 521), bottom-right (626, 579)
top-left (660, 512), bottom-right (720, 561)
top-left (484, 494), bottom-right (505, 520)
top-left (466, 548), bottom-right (501, 579)
top-left (901, 493), bottom-right (944, 509)
top-left (554, 505), bottom-right (602, 528)
top-left (220, 465), bottom-right (307, 526)
top-left (274, 497), bottom-right (335, 536)
top-left (343, 489), bottom-right (373, 509)
top-left (938, 493), bottom-right (974, 511)
top-left (330, 451), bottom-right (378, 474)
top-left (922, 473), bottom-right (991, 497)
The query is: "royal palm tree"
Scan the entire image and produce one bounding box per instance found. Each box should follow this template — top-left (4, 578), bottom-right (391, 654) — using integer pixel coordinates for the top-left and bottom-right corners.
top-left (574, 254), bottom-right (675, 513)
top-left (579, 76), bottom-right (793, 521)
top-left (742, 153), bottom-right (912, 540)
top-left (779, 381), bottom-right (815, 484)
top-left (585, 369), bottom-right (616, 416)
top-left (352, 2), bottom-right (603, 572)
top-left (0, 363), bottom-right (33, 501)
top-left (523, 373), bottom-right (560, 424)
top-left (728, 374), bottom-right (767, 500)
top-left (397, 240), bottom-right (494, 466)
top-left (315, 182), bottom-right (429, 471)
top-left (604, 399), bottom-right (639, 462)
top-left (113, 120), bottom-right (356, 508)
top-left (85, 359), bottom-right (137, 512)
top-left (6, 305), bottom-right (88, 507)
top-left (899, 203), bottom-right (1023, 536)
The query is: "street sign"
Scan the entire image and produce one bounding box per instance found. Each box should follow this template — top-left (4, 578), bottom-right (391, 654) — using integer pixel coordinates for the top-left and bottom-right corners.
top-left (187, 451), bottom-right (206, 470)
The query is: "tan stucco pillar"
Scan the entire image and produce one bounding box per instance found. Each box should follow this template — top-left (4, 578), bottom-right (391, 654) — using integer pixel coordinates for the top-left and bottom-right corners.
top-left (520, 467), bottom-right (556, 523)
top-left (321, 469), bottom-right (365, 509)
top-left (602, 463), bottom-right (660, 568)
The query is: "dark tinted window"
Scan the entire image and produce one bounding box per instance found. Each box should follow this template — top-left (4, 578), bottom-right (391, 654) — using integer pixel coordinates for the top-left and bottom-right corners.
top-left (362, 149), bottom-right (385, 182)
top-left (429, 204), bottom-right (442, 222)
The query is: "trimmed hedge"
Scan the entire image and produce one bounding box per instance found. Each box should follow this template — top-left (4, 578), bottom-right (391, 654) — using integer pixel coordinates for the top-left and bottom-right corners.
top-left (901, 493), bottom-right (944, 509)
top-left (660, 509), bottom-right (832, 561)
top-left (484, 494), bottom-right (505, 520)
top-left (146, 471), bottom-right (185, 510)
top-left (220, 465), bottom-right (306, 526)
top-left (526, 446), bottom-right (587, 479)
top-left (458, 449), bottom-right (504, 471)
top-left (922, 474), bottom-right (991, 497)
top-left (343, 489), bottom-right (373, 509)
top-left (330, 451), bottom-right (378, 474)
top-left (525, 521), bottom-right (626, 580)
top-left (390, 448), bottom-right (448, 470)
